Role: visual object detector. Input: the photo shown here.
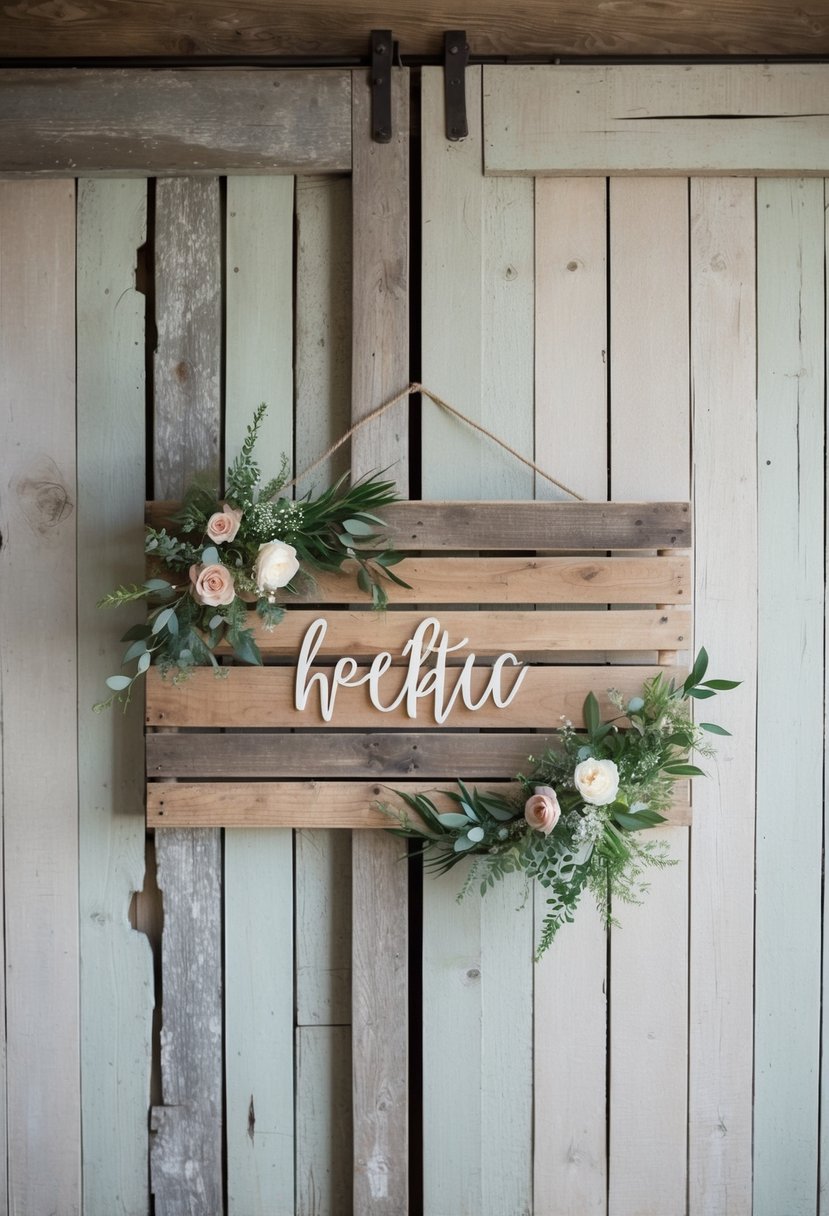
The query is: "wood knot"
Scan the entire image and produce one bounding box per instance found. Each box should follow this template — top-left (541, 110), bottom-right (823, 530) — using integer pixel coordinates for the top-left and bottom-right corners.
top-left (174, 361), bottom-right (190, 383)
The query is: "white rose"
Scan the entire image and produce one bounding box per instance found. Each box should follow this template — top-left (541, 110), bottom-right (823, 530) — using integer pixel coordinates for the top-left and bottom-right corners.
top-left (574, 758), bottom-right (620, 806)
top-left (254, 540), bottom-right (300, 593)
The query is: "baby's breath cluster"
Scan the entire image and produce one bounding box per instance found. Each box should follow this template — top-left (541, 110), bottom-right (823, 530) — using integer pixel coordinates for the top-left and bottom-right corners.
top-left (382, 649), bottom-right (738, 959)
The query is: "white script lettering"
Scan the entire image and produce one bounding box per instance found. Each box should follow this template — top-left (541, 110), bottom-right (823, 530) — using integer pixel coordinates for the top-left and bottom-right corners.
top-left (294, 616), bottom-right (527, 724)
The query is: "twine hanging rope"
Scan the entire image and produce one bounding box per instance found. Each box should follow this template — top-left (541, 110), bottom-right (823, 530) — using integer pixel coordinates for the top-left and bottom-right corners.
top-left (285, 382), bottom-right (585, 502)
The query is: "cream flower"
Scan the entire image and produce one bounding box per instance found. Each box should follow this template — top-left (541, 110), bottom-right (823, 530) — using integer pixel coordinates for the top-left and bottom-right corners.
top-left (206, 503), bottom-right (243, 543)
top-left (574, 758), bottom-right (619, 807)
top-left (524, 785), bottom-right (561, 836)
top-left (255, 540), bottom-right (300, 594)
top-left (189, 562), bottom-right (236, 607)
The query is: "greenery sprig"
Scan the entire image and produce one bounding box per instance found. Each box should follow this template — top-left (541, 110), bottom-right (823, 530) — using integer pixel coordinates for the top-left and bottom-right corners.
top-left (95, 403), bottom-right (409, 710)
top-left (381, 649), bottom-right (738, 959)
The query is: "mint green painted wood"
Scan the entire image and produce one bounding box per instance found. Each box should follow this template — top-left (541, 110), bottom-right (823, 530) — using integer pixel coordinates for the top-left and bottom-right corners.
top-left (689, 177), bottom-right (756, 1216)
top-left (755, 178), bottom-right (824, 1216)
top-left (77, 178), bottom-right (153, 1216)
top-left (607, 177), bottom-right (690, 1216)
top-left (225, 175), bottom-right (296, 1216)
top-left (420, 66), bottom-right (533, 1216)
top-left (0, 180), bottom-right (81, 1215)
top-left (823, 179), bottom-right (829, 1216)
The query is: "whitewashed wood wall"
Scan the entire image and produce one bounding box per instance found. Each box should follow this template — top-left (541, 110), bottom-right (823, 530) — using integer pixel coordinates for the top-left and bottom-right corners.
top-left (0, 63), bottom-right (825, 1216)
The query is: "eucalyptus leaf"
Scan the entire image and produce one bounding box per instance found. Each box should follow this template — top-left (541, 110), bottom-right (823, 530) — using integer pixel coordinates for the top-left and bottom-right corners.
top-left (143, 578), bottom-right (172, 592)
top-left (700, 721), bottom-right (731, 736)
top-left (105, 675), bottom-right (132, 691)
top-left (122, 639), bottom-right (148, 663)
top-left (152, 607), bottom-right (174, 634)
top-left (137, 651), bottom-right (151, 674)
top-left (436, 813), bottom-right (472, 829)
top-left (201, 545), bottom-right (220, 565)
top-left (467, 826), bottom-right (485, 843)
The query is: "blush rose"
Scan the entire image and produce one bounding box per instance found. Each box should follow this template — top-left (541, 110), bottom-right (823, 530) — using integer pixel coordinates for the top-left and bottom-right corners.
top-left (189, 562), bottom-right (236, 607)
top-left (205, 503), bottom-right (243, 544)
top-left (524, 785), bottom-right (561, 836)
top-left (574, 758), bottom-right (620, 806)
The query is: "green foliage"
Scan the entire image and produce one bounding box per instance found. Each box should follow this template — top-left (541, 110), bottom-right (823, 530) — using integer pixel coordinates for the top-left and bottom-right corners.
top-left (381, 649), bottom-right (737, 960)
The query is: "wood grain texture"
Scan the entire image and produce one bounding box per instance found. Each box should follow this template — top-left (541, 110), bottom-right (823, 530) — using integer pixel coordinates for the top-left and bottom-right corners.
top-left (76, 177), bottom-right (154, 1216)
top-left (0, 68), bottom-right (351, 176)
top-left (754, 178), bottom-right (824, 1216)
top-left (296, 830), bottom-right (352, 1025)
top-left (150, 176), bottom-right (224, 1216)
top-left (607, 177), bottom-right (691, 1216)
top-left (0, 179), bottom-right (80, 1216)
top-left (150, 832), bottom-right (223, 1216)
top-left (484, 65), bottom-right (829, 176)
top-left (147, 497), bottom-right (692, 549)
top-left (420, 66), bottom-right (533, 1215)
top-left (351, 66), bottom-right (410, 1216)
top-left (689, 177), bottom-right (756, 1216)
top-left (224, 175), bottom-right (296, 1216)
top-left (153, 178), bottom-right (222, 497)
top-left (148, 781), bottom-right (692, 830)
top-left (146, 663), bottom-right (680, 729)
top-left (295, 175), bottom-right (352, 498)
top-left (533, 174), bottom-right (609, 1216)
top-left (3, 1), bottom-right (829, 58)
top-left (296, 1026), bottom-right (353, 1216)
top-left (823, 180), bottom-right (829, 1216)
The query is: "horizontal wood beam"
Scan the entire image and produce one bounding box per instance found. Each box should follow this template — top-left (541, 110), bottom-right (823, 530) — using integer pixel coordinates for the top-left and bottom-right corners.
top-left (0, 69), bottom-right (352, 177)
top-left (146, 664), bottom-right (680, 728)
top-left (2, 2), bottom-right (828, 59)
top-left (484, 64), bottom-right (829, 176)
top-left (147, 780), bottom-right (693, 828)
top-left (147, 498), bottom-right (692, 550)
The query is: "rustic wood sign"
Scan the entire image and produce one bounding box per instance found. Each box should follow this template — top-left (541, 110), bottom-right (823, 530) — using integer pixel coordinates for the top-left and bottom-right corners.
top-left (146, 500), bottom-right (693, 828)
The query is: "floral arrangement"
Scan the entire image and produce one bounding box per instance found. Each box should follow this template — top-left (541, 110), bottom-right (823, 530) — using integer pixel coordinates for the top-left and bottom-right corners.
top-left (95, 404), bottom-right (407, 709)
top-left (382, 650), bottom-right (738, 958)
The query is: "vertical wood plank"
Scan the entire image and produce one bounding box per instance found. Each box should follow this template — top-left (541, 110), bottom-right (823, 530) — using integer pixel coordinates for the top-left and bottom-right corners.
top-left (296, 1027), bottom-right (354, 1216)
top-left (421, 66), bottom-right (534, 1216)
top-left (224, 175), bottom-right (296, 1216)
top-left (150, 177), bottom-right (224, 1216)
top-left (688, 177), bottom-right (756, 1216)
top-left (351, 66), bottom-right (410, 1216)
top-left (77, 177), bottom-right (154, 1216)
top-left (0, 179), bottom-right (80, 1215)
top-left (295, 172), bottom-right (355, 1210)
top-left (608, 177), bottom-right (690, 1216)
top-left (755, 178), bottom-right (824, 1216)
top-left (823, 178), bottom-right (829, 1216)
top-left (533, 176), bottom-right (609, 1216)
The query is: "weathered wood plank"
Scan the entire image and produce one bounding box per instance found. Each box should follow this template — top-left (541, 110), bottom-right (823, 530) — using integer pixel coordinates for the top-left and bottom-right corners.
top-left (224, 175), bottom-right (295, 1216)
top-left (0, 69), bottom-right (351, 177)
top-left (533, 173), bottom-right (609, 1216)
top-left (147, 496), bottom-right (692, 550)
top-left (208, 607), bottom-right (690, 655)
top-left (755, 179), bottom-right (824, 1216)
top-left (0, 179), bottom-right (80, 1216)
top-left (484, 65), bottom-right (829, 176)
top-left (148, 780), bottom-right (692, 830)
top-left (608, 177), bottom-right (691, 1216)
top-left (296, 1026), bottom-right (353, 1216)
top-left (150, 176), bottom-right (224, 1216)
top-left (688, 177), bottom-right (756, 1216)
top-left (421, 66), bottom-right (534, 1215)
top-left (146, 663), bottom-right (681, 729)
top-left (76, 177), bottom-right (154, 1216)
top-left (3, 2), bottom-right (828, 60)
top-left (296, 830), bottom-right (352, 1025)
top-left (351, 67), bottom-right (410, 1216)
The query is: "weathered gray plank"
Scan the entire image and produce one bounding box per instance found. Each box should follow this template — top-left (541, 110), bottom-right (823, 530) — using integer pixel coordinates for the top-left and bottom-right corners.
top-left (351, 66), bottom-right (410, 1216)
top-left (77, 177), bottom-right (154, 1216)
top-left (148, 731), bottom-right (559, 780)
top-left (484, 65), bottom-right (829, 176)
top-left (150, 176), bottom-right (224, 1216)
top-left (0, 179), bottom-right (81, 1216)
top-left (0, 69), bottom-right (352, 177)
top-left (296, 1026), bottom-right (353, 1216)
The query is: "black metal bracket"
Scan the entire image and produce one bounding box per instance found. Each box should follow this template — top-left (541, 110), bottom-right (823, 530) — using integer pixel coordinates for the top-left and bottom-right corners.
top-left (444, 31), bottom-right (470, 141)
top-left (370, 30), bottom-right (393, 142)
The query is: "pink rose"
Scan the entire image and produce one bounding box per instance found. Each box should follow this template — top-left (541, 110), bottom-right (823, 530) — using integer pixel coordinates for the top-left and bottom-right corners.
top-left (189, 562), bottom-right (236, 607)
top-left (524, 785), bottom-right (561, 836)
top-left (206, 503), bottom-right (243, 543)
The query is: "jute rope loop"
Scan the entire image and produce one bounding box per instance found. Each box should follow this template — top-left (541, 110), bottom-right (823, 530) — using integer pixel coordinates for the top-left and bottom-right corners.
top-left (285, 382), bottom-right (585, 502)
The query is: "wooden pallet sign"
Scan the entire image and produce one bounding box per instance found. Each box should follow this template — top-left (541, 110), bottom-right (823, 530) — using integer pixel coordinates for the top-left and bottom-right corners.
top-left (146, 500), bottom-right (693, 828)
